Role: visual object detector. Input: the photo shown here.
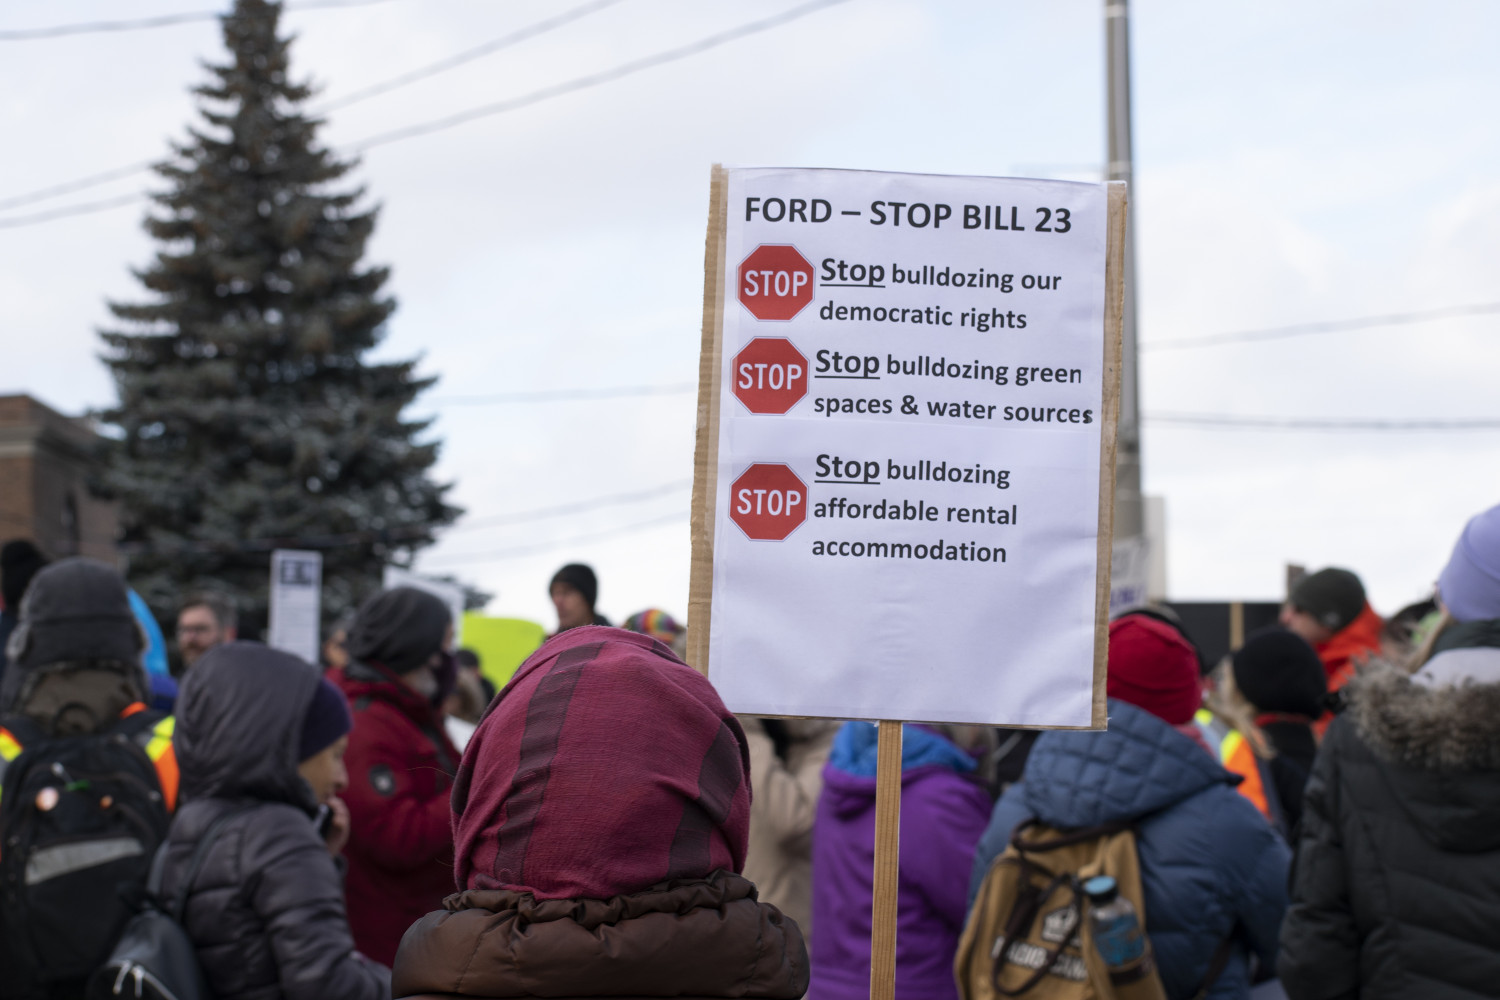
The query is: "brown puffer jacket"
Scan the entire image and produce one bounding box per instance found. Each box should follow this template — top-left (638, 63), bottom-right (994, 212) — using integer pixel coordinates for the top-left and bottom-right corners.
top-left (393, 871), bottom-right (809, 1000)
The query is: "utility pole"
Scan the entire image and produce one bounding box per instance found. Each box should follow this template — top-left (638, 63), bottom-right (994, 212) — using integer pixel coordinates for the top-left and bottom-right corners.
top-left (1106, 0), bottom-right (1143, 541)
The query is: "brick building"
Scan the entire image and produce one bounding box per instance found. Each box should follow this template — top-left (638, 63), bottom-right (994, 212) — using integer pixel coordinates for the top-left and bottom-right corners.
top-left (0, 394), bottom-right (118, 562)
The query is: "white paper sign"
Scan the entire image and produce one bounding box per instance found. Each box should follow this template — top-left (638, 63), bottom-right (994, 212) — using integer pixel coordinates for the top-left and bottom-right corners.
top-left (704, 167), bottom-right (1115, 728)
top-left (269, 549), bottom-right (322, 665)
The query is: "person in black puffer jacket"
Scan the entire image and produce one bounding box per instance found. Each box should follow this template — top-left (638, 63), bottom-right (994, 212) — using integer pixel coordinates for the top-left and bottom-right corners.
top-left (1280, 502), bottom-right (1500, 999)
top-left (160, 641), bottom-right (389, 1000)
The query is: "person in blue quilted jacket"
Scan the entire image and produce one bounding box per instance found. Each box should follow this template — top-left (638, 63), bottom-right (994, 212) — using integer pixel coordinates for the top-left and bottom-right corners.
top-left (969, 612), bottom-right (1290, 1000)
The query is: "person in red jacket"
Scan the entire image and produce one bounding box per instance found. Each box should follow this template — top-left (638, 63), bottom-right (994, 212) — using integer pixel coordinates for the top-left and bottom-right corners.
top-left (334, 586), bottom-right (462, 967)
top-left (1280, 567), bottom-right (1383, 735)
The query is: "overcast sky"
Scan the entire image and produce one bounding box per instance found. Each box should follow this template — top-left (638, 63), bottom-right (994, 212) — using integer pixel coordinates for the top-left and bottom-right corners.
top-left (3, 0), bottom-right (1497, 629)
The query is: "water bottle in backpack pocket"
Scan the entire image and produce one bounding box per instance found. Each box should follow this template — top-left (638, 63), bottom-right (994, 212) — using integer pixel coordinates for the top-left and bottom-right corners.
top-left (0, 713), bottom-right (170, 997)
top-left (1081, 876), bottom-right (1160, 999)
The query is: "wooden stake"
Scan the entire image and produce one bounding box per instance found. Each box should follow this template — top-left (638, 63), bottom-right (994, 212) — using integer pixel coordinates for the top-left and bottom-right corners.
top-left (870, 720), bottom-right (903, 1000)
top-left (686, 165), bottom-right (729, 677)
top-left (1091, 181), bottom-right (1130, 728)
top-left (1229, 601), bottom-right (1245, 653)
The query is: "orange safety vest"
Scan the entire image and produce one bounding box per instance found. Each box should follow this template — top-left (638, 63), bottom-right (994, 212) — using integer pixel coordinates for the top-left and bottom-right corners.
top-left (1193, 709), bottom-right (1274, 826)
top-left (0, 702), bottom-right (179, 812)
top-left (1219, 730), bottom-right (1272, 823)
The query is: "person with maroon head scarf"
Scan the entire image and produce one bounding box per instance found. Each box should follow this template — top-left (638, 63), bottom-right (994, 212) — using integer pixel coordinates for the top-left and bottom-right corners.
top-left (334, 587), bottom-right (461, 967)
top-left (391, 627), bottom-right (809, 1000)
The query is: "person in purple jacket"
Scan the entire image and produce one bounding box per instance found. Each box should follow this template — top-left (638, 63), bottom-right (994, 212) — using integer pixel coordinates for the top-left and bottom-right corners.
top-left (809, 721), bottom-right (991, 1000)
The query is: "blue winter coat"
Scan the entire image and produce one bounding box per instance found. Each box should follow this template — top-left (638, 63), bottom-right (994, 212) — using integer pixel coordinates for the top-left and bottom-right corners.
top-left (968, 700), bottom-right (1289, 1000)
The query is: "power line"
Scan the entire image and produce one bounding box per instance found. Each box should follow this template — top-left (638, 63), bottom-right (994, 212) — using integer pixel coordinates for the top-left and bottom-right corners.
top-left (347, 0), bottom-right (854, 151)
top-left (0, 0), bottom-right (851, 226)
top-left (315, 0), bottom-right (628, 113)
top-left (0, 0), bottom-right (618, 211)
top-left (0, 0), bottom-right (628, 211)
top-left (421, 511), bottom-right (688, 566)
top-left (0, 0), bottom-right (399, 41)
top-left (451, 480), bottom-right (690, 531)
top-left (1145, 413), bottom-right (1500, 432)
top-left (116, 479), bottom-right (693, 553)
top-left (117, 521), bottom-right (434, 555)
top-left (430, 383), bottom-right (695, 405)
top-left (1142, 301), bottom-right (1500, 351)
top-left (0, 193), bottom-right (144, 229)
top-left (0, 161), bottom-right (155, 213)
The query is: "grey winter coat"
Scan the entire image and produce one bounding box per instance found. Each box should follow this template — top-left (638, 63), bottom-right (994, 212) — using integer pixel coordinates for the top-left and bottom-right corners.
top-left (1279, 646), bottom-right (1500, 1000)
top-left (159, 642), bottom-right (389, 1000)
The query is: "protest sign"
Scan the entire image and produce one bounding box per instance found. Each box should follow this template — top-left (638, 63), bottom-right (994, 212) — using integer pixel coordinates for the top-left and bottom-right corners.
top-left (690, 166), bottom-right (1125, 729)
top-left (268, 549), bottom-right (322, 664)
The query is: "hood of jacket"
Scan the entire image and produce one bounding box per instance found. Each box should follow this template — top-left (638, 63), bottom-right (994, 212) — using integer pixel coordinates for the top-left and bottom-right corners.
top-left (821, 721), bottom-right (977, 820)
top-left (1020, 699), bottom-right (1236, 828)
top-left (1414, 618), bottom-right (1500, 687)
top-left (392, 870), bottom-right (808, 1000)
top-left (175, 641), bottom-right (320, 813)
top-left (1343, 659), bottom-right (1500, 851)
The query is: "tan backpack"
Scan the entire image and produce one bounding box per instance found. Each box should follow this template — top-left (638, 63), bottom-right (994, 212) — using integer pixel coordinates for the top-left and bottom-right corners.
top-left (955, 819), bottom-right (1167, 1000)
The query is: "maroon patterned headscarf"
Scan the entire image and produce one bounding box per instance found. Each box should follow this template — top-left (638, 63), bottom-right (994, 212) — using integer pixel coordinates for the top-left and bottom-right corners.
top-left (451, 626), bottom-right (750, 899)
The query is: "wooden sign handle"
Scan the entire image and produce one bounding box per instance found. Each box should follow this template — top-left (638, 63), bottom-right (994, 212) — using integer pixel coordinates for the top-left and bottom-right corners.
top-left (870, 720), bottom-right (903, 1000)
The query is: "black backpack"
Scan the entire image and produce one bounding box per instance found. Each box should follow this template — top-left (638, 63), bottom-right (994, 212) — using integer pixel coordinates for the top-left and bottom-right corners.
top-left (89, 806), bottom-right (252, 1000)
top-left (0, 712), bottom-right (171, 997)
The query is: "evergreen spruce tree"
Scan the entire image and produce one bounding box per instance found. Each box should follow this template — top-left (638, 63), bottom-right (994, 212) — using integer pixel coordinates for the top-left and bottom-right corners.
top-left (100, 0), bottom-right (460, 632)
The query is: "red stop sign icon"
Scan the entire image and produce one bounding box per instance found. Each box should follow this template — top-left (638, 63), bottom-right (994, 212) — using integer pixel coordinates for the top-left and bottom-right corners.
top-left (729, 464), bottom-right (807, 541)
top-left (738, 244), bottom-right (815, 321)
top-left (733, 338), bottom-right (808, 414)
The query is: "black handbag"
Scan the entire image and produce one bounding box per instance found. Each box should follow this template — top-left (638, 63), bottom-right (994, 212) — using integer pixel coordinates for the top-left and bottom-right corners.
top-left (88, 807), bottom-right (251, 1000)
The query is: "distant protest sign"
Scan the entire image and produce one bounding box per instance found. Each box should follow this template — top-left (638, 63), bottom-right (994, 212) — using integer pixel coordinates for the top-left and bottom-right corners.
top-left (269, 549), bottom-right (322, 665)
top-left (689, 167), bottom-right (1125, 729)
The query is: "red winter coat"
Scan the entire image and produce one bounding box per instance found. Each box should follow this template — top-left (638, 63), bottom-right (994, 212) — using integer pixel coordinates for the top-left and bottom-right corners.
top-left (334, 662), bottom-right (461, 967)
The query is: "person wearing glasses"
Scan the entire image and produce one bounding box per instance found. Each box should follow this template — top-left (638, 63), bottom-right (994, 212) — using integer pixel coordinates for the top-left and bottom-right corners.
top-left (175, 590), bottom-right (238, 669)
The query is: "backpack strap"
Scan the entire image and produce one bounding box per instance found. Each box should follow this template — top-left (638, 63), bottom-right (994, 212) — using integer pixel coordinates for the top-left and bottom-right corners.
top-left (0, 715), bottom-right (48, 753)
top-left (1010, 817), bottom-right (1133, 853)
top-left (1188, 934), bottom-right (1235, 1000)
top-left (990, 871), bottom-right (1082, 997)
top-left (110, 705), bottom-right (164, 743)
top-left (168, 805), bottom-right (256, 920)
top-left (0, 716), bottom-right (48, 795)
top-left (145, 842), bottom-right (170, 898)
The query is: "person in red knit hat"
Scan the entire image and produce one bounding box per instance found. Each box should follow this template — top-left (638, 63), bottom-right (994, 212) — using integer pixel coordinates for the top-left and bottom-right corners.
top-left (1105, 612), bottom-right (1205, 725)
top-left (970, 612), bottom-right (1289, 1000)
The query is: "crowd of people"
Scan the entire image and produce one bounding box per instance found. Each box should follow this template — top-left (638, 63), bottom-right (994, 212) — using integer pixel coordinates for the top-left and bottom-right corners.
top-left (0, 501), bottom-right (1495, 1000)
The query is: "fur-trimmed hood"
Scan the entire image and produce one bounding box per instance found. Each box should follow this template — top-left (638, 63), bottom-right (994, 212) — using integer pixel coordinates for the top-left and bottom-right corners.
top-left (1346, 659), bottom-right (1500, 771)
top-left (1343, 659), bottom-right (1500, 852)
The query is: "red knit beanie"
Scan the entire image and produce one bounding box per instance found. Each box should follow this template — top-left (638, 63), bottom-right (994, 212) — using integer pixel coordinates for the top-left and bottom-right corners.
top-left (1107, 614), bottom-right (1203, 725)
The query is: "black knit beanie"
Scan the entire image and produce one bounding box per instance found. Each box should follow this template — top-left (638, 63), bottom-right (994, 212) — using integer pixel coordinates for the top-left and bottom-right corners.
top-left (549, 563), bottom-right (598, 610)
top-left (1231, 626), bottom-right (1328, 717)
top-left (298, 677), bottom-right (353, 762)
top-left (1289, 567), bottom-right (1366, 634)
top-left (345, 587), bottom-right (452, 675)
top-left (5, 558), bottom-right (142, 670)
